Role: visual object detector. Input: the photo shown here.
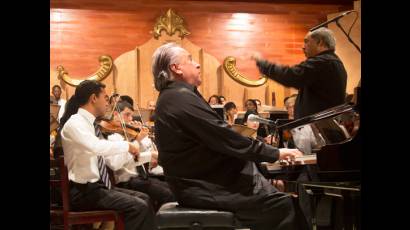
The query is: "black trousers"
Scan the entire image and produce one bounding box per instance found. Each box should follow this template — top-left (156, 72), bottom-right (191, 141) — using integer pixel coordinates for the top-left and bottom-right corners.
top-left (69, 181), bottom-right (157, 230)
top-left (172, 172), bottom-right (310, 230)
top-left (117, 176), bottom-right (176, 211)
top-left (219, 178), bottom-right (310, 230)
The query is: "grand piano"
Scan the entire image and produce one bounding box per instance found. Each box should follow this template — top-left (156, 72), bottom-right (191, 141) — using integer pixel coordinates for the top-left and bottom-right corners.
top-left (259, 88), bottom-right (361, 229)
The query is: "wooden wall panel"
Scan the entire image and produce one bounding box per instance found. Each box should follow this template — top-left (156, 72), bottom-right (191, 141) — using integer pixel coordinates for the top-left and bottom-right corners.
top-left (50, 0), bottom-right (354, 108)
top-left (329, 0), bottom-right (361, 94)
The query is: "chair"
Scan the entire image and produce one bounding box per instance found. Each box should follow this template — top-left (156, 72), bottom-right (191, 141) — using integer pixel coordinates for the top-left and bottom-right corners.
top-left (156, 202), bottom-right (236, 230)
top-left (50, 156), bottom-right (125, 230)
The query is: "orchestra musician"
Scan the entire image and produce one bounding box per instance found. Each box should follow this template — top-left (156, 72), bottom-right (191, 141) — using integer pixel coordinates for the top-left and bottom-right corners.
top-left (58, 80), bottom-right (156, 230)
top-left (108, 100), bottom-right (176, 211)
top-left (51, 85), bottom-right (66, 122)
top-left (223, 102), bottom-right (238, 126)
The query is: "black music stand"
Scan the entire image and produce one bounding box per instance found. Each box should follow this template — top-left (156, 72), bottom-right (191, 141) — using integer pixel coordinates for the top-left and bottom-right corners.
top-left (211, 105), bottom-right (225, 120)
top-left (134, 108), bottom-right (152, 124)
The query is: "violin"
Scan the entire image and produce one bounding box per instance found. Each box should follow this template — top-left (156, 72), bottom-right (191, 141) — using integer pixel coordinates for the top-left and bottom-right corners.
top-left (98, 119), bottom-right (141, 141)
top-left (99, 94), bottom-right (150, 180)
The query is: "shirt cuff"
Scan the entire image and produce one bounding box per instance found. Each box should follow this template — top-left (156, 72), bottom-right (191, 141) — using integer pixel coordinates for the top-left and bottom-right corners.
top-left (135, 151), bottom-right (152, 165)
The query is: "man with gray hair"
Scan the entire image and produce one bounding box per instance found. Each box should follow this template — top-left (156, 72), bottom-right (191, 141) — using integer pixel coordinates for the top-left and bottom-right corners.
top-left (152, 42), bottom-right (309, 230)
top-left (252, 27), bottom-right (347, 119)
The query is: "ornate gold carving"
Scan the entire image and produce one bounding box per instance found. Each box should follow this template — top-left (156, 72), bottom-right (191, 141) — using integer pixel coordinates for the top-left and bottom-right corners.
top-left (223, 56), bottom-right (267, 87)
top-left (57, 55), bottom-right (113, 87)
top-left (153, 9), bottom-right (190, 39)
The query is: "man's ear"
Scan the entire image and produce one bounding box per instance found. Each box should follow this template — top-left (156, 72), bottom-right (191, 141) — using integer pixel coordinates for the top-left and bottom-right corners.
top-left (89, 93), bottom-right (97, 104)
top-left (170, 64), bottom-right (183, 75)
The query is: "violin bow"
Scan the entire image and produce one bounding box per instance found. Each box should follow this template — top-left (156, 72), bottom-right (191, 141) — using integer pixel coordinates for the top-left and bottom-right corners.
top-left (114, 99), bottom-right (130, 142)
top-left (134, 102), bottom-right (158, 154)
top-left (108, 93), bottom-right (120, 120)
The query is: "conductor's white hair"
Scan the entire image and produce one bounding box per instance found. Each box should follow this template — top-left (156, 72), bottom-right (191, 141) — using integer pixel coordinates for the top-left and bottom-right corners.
top-left (309, 27), bottom-right (336, 50)
top-left (151, 43), bottom-right (186, 91)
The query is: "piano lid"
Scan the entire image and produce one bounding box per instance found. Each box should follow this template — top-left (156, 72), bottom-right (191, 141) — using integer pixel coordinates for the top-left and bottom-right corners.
top-left (277, 103), bottom-right (357, 130)
top-left (275, 103), bottom-right (360, 155)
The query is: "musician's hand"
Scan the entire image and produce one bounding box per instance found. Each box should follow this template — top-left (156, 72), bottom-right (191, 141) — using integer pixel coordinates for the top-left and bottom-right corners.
top-left (137, 126), bottom-right (149, 142)
top-left (130, 120), bottom-right (142, 127)
top-left (128, 142), bottom-right (140, 156)
top-left (151, 150), bottom-right (158, 160)
top-left (250, 52), bottom-right (263, 62)
top-left (278, 148), bottom-right (303, 162)
top-left (150, 156), bottom-right (158, 169)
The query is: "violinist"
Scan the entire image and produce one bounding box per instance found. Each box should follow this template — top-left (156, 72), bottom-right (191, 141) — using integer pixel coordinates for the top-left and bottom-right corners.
top-left (106, 100), bottom-right (176, 211)
top-left (119, 95), bottom-right (134, 107)
top-left (109, 93), bottom-right (120, 106)
top-left (59, 80), bottom-right (156, 230)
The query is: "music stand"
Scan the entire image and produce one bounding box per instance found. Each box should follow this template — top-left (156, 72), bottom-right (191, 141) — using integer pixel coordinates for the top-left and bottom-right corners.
top-left (135, 108), bottom-right (153, 124)
top-left (211, 105), bottom-right (225, 120)
top-left (50, 104), bottom-right (60, 132)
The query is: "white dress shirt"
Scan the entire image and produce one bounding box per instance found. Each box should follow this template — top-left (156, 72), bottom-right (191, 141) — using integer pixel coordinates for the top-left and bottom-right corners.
top-left (105, 134), bottom-right (152, 184)
top-left (140, 137), bottom-right (164, 175)
top-left (290, 124), bottom-right (324, 155)
top-left (57, 98), bottom-right (66, 122)
top-left (61, 108), bottom-right (130, 184)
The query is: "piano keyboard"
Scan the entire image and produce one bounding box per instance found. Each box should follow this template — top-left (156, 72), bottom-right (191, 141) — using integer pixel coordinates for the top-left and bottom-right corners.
top-left (264, 154), bottom-right (317, 171)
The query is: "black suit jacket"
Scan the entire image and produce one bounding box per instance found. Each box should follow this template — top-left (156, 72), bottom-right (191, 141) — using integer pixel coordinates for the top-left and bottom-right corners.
top-left (256, 50), bottom-right (347, 119)
top-left (155, 81), bottom-right (280, 208)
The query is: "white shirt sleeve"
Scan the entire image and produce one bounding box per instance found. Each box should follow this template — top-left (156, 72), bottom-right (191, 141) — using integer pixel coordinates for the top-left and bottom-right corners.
top-left (118, 150), bottom-right (152, 170)
top-left (104, 134), bottom-right (135, 171)
top-left (62, 121), bottom-right (129, 157)
top-left (118, 138), bottom-right (152, 169)
top-left (57, 100), bottom-right (66, 122)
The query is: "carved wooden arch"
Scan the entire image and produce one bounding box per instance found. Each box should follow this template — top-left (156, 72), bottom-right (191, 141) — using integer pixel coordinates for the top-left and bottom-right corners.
top-left (223, 56), bottom-right (268, 87)
top-left (52, 8), bottom-right (282, 109)
top-left (56, 55), bottom-right (114, 87)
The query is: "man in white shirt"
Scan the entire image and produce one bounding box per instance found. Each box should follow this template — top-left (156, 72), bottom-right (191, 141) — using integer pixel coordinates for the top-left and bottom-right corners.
top-left (51, 85), bottom-right (67, 122)
top-left (108, 101), bottom-right (175, 211)
top-left (59, 80), bottom-right (156, 230)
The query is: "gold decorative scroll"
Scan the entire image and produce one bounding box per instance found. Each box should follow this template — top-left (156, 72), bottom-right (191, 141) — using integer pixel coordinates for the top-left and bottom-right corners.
top-left (223, 56), bottom-right (267, 87)
top-left (153, 9), bottom-right (190, 39)
top-left (57, 55), bottom-right (113, 87)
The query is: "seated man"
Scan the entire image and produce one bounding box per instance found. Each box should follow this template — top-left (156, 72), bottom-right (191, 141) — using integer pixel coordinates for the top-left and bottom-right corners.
top-left (51, 85), bottom-right (66, 122)
top-left (108, 100), bottom-right (176, 211)
top-left (284, 95), bottom-right (324, 154)
top-left (223, 102), bottom-right (238, 126)
top-left (152, 43), bottom-right (308, 230)
top-left (59, 80), bottom-right (156, 230)
top-left (284, 94), bottom-right (297, 120)
top-left (147, 100), bottom-right (157, 122)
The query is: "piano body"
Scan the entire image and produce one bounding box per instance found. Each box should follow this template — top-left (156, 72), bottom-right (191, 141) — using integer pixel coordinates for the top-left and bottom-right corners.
top-left (260, 99), bottom-right (361, 229)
